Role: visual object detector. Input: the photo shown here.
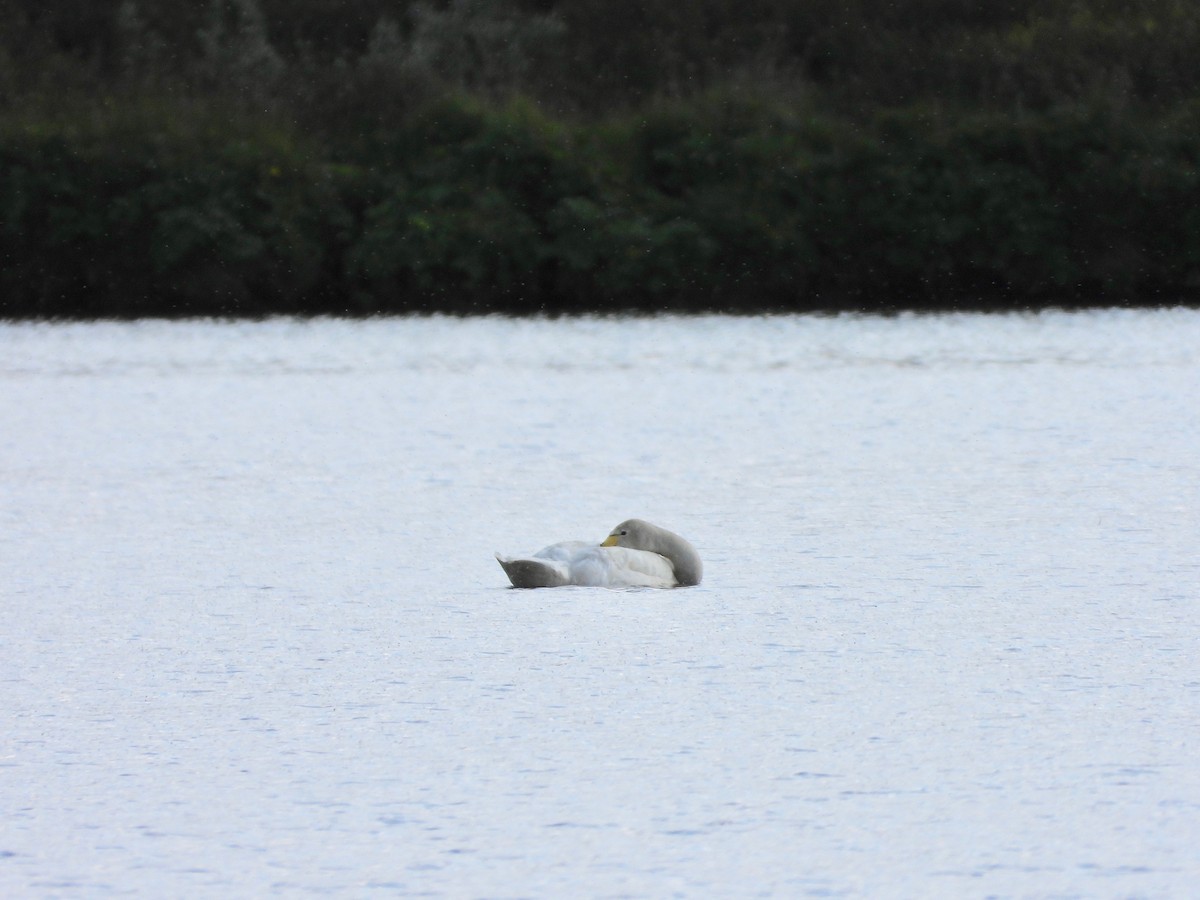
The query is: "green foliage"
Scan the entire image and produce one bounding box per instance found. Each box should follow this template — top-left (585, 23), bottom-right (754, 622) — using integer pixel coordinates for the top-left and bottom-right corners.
top-left (0, 122), bottom-right (343, 317)
top-left (545, 196), bottom-right (717, 309)
top-left (343, 96), bottom-right (586, 313)
top-left (2, 0), bottom-right (1200, 316)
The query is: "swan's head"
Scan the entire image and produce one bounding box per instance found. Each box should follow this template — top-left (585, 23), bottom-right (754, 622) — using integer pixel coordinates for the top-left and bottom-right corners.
top-left (601, 518), bottom-right (656, 550)
top-left (602, 519), bottom-right (702, 586)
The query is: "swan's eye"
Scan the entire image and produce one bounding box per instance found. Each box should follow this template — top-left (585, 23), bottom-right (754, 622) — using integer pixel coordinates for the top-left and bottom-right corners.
top-left (620, 530), bottom-right (628, 536)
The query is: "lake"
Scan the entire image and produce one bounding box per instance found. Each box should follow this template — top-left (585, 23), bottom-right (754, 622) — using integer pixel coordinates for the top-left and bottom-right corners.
top-left (3, 310), bottom-right (1199, 897)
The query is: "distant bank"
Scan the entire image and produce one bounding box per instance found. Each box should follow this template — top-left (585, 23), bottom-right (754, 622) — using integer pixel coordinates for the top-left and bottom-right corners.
top-left (4, 95), bottom-right (1198, 319)
top-left (4, 2), bottom-right (1200, 318)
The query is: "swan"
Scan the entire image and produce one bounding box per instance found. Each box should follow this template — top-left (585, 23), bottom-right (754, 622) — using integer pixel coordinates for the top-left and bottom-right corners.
top-left (496, 519), bottom-right (702, 589)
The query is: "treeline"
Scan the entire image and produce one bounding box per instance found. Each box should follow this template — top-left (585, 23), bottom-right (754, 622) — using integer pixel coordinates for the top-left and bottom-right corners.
top-left (2, 0), bottom-right (1199, 317)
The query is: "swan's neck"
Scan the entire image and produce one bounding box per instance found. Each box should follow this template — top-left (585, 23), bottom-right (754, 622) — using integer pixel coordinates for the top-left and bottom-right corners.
top-left (649, 527), bottom-right (702, 586)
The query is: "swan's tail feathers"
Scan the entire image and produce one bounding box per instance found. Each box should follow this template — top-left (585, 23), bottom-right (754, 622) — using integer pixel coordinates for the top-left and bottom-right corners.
top-left (495, 553), bottom-right (571, 588)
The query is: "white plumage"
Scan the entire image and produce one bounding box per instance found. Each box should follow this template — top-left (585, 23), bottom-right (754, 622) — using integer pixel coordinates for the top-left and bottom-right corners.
top-left (496, 519), bottom-right (702, 589)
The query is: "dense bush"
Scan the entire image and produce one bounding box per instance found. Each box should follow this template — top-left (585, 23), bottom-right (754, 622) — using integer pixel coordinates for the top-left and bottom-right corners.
top-left (0, 121), bottom-right (344, 317)
top-left (1, 0), bottom-right (1199, 316)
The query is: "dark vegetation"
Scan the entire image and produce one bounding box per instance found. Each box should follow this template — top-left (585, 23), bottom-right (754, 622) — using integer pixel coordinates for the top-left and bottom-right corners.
top-left (2, 0), bottom-right (1199, 317)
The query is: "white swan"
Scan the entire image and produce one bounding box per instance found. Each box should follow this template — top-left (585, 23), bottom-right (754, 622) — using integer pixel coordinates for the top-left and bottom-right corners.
top-left (496, 519), bottom-right (702, 589)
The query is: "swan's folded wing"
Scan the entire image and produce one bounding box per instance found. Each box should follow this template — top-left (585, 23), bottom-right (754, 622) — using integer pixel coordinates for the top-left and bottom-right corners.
top-left (597, 547), bottom-right (677, 589)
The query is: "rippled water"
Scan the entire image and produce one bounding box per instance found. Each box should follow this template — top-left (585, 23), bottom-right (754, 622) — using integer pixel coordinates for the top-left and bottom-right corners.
top-left (3, 310), bottom-right (1199, 897)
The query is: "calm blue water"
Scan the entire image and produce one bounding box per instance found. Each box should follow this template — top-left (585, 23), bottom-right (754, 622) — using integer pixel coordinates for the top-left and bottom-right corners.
top-left (3, 311), bottom-right (1199, 897)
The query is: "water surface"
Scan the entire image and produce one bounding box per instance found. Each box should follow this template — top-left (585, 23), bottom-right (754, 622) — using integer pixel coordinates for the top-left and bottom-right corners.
top-left (3, 311), bottom-right (1199, 896)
